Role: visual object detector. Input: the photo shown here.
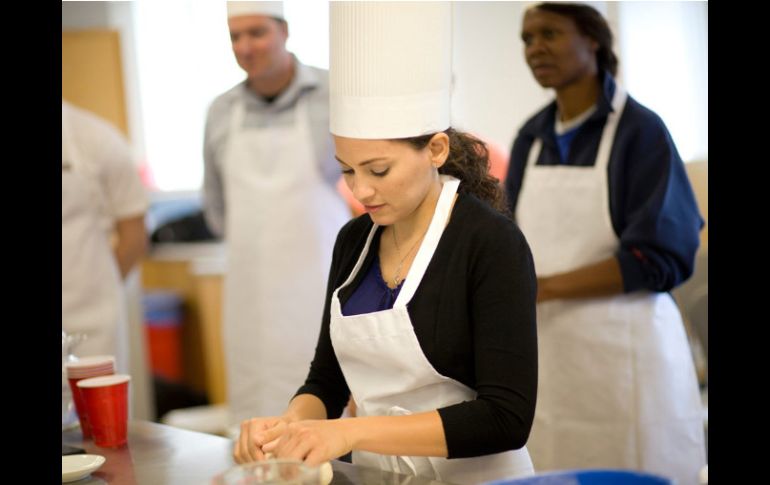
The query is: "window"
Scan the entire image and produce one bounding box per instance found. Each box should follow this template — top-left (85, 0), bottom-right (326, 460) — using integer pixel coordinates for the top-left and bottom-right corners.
top-left (616, 1), bottom-right (708, 162)
top-left (133, 0), bottom-right (329, 192)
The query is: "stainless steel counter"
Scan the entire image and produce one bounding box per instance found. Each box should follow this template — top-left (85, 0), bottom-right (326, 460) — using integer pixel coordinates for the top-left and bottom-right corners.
top-left (62, 420), bottom-right (455, 485)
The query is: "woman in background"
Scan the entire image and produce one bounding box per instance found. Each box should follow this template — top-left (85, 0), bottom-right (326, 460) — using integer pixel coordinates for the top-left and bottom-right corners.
top-left (506, 3), bottom-right (706, 484)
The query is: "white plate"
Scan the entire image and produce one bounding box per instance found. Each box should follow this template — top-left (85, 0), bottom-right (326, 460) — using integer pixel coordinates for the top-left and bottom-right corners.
top-left (62, 454), bottom-right (106, 483)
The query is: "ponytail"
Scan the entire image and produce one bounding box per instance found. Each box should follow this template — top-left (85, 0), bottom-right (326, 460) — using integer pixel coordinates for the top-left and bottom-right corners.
top-left (396, 128), bottom-right (511, 218)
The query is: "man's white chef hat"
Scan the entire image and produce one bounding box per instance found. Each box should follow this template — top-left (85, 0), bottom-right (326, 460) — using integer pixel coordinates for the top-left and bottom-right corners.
top-left (330, 1), bottom-right (452, 139)
top-left (227, 1), bottom-right (284, 20)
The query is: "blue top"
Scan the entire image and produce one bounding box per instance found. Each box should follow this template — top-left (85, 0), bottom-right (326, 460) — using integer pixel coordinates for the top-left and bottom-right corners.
top-left (505, 71), bottom-right (703, 292)
top-left (555, 126), bottom-right (580, 163)
top-left (342, 252), bottom-right (404, 316)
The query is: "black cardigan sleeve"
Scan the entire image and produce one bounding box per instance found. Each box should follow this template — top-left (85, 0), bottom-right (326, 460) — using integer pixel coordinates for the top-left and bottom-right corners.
top-left (435, 208), bottom-right (538, 458)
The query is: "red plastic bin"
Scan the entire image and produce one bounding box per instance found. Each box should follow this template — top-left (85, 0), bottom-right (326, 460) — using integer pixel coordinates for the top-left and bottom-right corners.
top-left (142, 292), bottom-right (183, 382)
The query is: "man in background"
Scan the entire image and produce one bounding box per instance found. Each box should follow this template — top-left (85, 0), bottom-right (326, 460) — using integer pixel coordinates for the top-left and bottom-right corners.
top-left (202, 1), bottom-right (350, 427)
top-left (62, 99), bottom-right (149, 374)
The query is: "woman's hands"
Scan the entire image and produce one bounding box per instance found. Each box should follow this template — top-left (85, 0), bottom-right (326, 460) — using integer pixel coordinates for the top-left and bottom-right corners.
top-left (262, 419), bottom-right (354, 466)
top-left (234, 416), bottom-right (291, 464)
top-left (234, 417), bottom-right (352, 466)
top-left (234, 394), bottom-right (333, 464)
top-left (234, 410), bottom-right (449, 466)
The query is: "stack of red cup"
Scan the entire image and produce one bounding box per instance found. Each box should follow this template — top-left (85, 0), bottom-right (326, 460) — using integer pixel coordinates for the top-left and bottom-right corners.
top-left (65, 356), bottom-right (115, 439)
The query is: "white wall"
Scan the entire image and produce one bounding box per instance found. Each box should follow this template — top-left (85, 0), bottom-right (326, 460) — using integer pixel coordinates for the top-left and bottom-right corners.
top-left (451, 1), bottom-right (552, 152)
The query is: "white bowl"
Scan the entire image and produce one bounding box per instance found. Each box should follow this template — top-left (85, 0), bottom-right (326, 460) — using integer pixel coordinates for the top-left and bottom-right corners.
top-left (62, 454), bottom-right (106, 483)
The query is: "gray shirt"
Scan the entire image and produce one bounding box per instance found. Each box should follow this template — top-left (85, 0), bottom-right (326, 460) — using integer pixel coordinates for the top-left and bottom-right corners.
top-left (202, 57), bottom-right (339, 236)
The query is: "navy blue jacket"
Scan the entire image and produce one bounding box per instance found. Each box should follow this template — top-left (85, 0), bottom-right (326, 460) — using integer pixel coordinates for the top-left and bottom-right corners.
top-left (505, 72), bottom-right (703, 292)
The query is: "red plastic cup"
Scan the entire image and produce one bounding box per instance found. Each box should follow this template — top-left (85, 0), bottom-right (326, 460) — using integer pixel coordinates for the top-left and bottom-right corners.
top-left (77, 374), bottom-right (131, 448)
top-left (66, 356), bottom-right (115, 439)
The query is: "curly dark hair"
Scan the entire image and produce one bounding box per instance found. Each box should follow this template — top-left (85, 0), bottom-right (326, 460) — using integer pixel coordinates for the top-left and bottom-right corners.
top-left (533, 2), bottom-right (618, 77)
top-left (395, 128), bottom-right (511, 218)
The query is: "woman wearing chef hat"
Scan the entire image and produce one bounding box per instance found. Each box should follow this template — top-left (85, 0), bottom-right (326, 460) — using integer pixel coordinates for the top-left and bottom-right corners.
top-left (233, 3), bottom-right (537, 484)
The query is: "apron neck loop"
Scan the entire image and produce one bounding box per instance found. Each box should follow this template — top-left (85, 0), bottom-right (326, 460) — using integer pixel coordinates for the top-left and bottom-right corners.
top-left (594, 85), bottom-right (628, 173)
top-left (332, 175), bottom-right (460, 314)
top-left (394, 175), bottom-right (460, 307)
top-left (526, 85), bottom-right (628, 172)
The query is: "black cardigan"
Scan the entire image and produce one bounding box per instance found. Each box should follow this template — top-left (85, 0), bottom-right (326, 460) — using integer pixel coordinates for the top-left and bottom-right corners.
top-left (296, 193), bottom-right (538, 458)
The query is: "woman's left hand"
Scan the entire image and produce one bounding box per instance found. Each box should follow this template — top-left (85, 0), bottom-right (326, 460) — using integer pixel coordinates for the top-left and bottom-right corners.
top-left (262, 419), bottom-right (353, 466)
top-left (536, 276), bottom-right (552, 302)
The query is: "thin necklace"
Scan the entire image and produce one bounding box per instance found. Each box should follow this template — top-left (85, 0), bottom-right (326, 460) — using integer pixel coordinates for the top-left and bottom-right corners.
top-left (391, 225), bottom-right (428, 287)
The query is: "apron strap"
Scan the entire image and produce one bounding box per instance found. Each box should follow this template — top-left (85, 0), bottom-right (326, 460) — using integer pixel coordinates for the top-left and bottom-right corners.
top-left (229, 96), bottom-right (246, 134)
top-left (395, 175), bottom-right (460, 307)
top-left (526, 139), bottom-right (542, 169)
top-left (595, 85), bottom-right (628, 173)
top-left (594, 85), bottom-right (627, 214)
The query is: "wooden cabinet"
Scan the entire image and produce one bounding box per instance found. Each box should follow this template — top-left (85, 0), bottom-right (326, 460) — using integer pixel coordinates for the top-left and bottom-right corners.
top-left (62, 29), bottom-right (129, 136)
top-left (141, 244), bottom-right (227, 405)
top-left (192, 272), bottom-right (227, 404)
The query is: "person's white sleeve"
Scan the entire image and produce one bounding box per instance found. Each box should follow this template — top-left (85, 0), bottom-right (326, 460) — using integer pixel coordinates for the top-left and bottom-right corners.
top-left (87, 118), bottom-right (148, 221)
top-left (202, 108), bottom-right (226, 237)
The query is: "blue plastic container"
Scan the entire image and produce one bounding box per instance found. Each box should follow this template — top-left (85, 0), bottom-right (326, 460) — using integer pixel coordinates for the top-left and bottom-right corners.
top-left (484, 469), bottom-right (673, 485)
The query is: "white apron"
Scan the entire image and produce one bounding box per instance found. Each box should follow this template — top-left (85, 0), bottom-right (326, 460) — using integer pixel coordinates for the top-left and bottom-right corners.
top-left (61, 115), bottom-right (128, 373)
top-left (330, 176), bottom-right (534, 485)
top-left (222, 94), bottom-right (350, 423)
top-left (516, 87), bottom-right (706, 485)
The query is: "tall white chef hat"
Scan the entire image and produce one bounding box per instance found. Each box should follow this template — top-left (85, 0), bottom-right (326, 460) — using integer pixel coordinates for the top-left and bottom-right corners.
top-left (330, 1), bottom-right (452, 139)
top-left (227, 1), bottom-right (284, 20)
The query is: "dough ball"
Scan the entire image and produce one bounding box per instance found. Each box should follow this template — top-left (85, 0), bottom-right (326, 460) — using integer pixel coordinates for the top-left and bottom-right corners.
top-left (319, 461), bottom-right (333, 485)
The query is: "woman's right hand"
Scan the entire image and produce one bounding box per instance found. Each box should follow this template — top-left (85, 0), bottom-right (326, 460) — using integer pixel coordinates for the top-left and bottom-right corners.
top-left (233, 416), bottom-right (291, 464)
